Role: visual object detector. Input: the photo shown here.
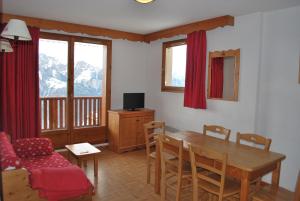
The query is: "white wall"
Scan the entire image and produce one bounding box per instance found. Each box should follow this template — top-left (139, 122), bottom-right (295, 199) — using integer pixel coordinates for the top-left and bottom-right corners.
top-left (111, 40), bottom-right (148, 109)
top-left (256, 6), bottom-right (300, 190)
top-left (146, 13), bottom-right (263, 139)
top-left (145, 7), bottom-right (300, 191)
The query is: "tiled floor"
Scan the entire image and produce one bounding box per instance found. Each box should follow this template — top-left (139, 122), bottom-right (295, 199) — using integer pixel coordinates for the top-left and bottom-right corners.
top-left (76, 148), bottom-right (192, 201)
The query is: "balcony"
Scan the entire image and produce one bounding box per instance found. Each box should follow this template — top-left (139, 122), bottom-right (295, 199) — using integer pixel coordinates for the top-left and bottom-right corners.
top-left (40, 96), bottom-right (102, 131)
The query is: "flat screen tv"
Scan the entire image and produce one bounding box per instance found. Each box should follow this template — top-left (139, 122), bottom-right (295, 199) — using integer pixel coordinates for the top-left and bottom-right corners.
top-left (123, 93), bottom-right (145, 111)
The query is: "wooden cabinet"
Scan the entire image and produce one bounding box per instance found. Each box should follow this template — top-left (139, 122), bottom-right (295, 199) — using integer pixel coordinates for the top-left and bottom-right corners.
top-left (108, 109), bottom-right (155, 153)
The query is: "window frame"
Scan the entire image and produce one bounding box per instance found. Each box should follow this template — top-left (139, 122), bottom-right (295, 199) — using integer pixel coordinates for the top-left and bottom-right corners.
top-left (161, 39), bottom-right (187, 93)
top-left (207, 49), bottom-right (240, 102)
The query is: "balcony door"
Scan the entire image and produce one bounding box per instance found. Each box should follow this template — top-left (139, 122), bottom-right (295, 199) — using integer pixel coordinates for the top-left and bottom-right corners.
top-left (39, 33), bottom-right (111, 148)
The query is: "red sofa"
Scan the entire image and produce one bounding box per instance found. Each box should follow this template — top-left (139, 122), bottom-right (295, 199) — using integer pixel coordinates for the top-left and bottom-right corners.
top-left (0, 132), bottom-right (93, 201)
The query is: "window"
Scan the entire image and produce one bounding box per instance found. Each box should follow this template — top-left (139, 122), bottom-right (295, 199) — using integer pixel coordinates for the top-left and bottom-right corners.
top-left (162, 39), bottom-right (187, 92)
top-left (39, 39), bottom-right (68, 98)
top-left (73, 41), bottom-right (106, 128)
top-left (39, 38), bottom-right (68, 130)
top-left (74, 42), bottom-right (104, 97)
top-left (39, 32), bottom-right (111, 147)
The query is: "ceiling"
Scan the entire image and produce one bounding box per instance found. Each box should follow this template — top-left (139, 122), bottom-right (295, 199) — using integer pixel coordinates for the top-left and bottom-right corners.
top-left (2, 0), bottom-right (300, 34)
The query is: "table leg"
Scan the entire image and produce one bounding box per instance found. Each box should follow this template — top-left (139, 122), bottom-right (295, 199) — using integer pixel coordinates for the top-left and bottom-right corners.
top-left (240, 171), bottom-right (250, 201)
top-left (83, 160), bottom-right (87, 167)
top-left (77, 158), bottom-right (82, 168)
top-left (94, 157), bottom-right (98, 178)
top-left (272, 161), bottom-right (281, 187)
top-left (155, 140), bottom-right (161, 194)
top-left (67, 151), bottom-right (70, 162)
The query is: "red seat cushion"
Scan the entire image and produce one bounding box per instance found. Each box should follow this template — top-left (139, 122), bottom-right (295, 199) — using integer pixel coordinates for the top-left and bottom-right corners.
top-left (21, 152), bottom-right (72, 172)
top-left (14, 138), bottom-right (53, 158)
top-left (0, 132), bottom-right (22, 170)
top-left (30, 165), bottom-right (92, 201)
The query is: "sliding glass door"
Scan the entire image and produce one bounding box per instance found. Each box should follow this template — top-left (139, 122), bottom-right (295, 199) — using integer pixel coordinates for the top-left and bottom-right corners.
top-left (39, 33), bottom-right (111, 148)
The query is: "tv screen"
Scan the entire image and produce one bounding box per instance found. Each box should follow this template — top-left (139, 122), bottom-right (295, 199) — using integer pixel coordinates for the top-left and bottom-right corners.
top-left (123, 93), bottom-right (145, 111)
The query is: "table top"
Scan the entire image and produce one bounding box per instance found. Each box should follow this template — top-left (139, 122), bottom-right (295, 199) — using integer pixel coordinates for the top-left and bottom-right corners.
top-left (167, 131), bottom-right (286, 172)
top-left (65, 143), bottom-right (101, 156)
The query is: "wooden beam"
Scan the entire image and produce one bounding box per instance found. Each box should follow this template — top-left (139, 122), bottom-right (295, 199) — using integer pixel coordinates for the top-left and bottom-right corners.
top-left (144, 15), bottom-right (234, 42)
top-left (0, 13), bottom-right (145, 42)
top-left (0, 13), bottom-right (234, 43)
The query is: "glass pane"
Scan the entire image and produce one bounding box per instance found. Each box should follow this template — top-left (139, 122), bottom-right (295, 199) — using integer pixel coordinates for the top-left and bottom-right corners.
top-left (74, 42), bottom-right (105, 128)
top-left (74, 42), bottom-right (104, 97)
top-left (39, 39), bottom-right (68, 97)
top-left (165, 44), bottom-right (187, 87)
top-left (39, 39), bottom-right (68, 130)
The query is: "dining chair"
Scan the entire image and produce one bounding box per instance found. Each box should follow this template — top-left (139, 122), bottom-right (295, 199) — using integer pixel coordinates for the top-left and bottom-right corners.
top-left (236, 132), bottom-right (272, 151)
top-left (188, 144), bottom-right (240, 201)
top-left (144, 121), bottom-right (165, 184)
top-left (203, 125), bottom-right (231, 141)
top-left (158, 134), bottom-right (192, 201)
top-left (252, 170), bottom-right (300, 201)
top-left (237, 132), bottom-right (272, 191)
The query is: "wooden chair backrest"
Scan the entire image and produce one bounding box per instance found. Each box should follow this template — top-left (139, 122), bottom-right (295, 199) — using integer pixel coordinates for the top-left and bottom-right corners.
top-left (236, 132), bottom-right (272, 151)
top-left (294, 170), bottom-right (300, 201)
top-left (189, 144), bottom-right (227, 201)
top-left (203, 125), bottom-right (231, 141)
top-left (144, 121), bottom-right (165, 156)
top-left (158, 134), bottom-right (183, 175)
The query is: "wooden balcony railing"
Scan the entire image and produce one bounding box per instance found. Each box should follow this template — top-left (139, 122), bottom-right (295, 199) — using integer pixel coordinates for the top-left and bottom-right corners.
top-left (73, 97), bottom-right (102, 128)
top-left (40, 96), bottom-right (102, 131)
top-left (41, 97), bottom-right (67, 130)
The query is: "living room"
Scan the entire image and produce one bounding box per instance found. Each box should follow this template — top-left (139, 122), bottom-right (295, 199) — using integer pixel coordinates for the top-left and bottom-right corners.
top-left (1, 0), bottom-right (300, 201)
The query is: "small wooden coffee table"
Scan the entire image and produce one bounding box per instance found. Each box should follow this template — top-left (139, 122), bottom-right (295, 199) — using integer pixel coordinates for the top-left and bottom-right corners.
top-left (65, 143), bottom-right (101, 177)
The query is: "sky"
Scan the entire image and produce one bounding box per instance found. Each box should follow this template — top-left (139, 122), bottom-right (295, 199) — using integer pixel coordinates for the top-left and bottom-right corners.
top-left (39, 39), bottom-right (68, 65)
top-left (171, 45), bottom-right (187, 83)
top-left (74, 42), bottom-right (104, 69)
top-left (39, 39), bottom-right (104, 68)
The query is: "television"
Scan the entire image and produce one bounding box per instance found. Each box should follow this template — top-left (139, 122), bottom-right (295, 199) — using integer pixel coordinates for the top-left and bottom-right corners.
top-left (123, 93), bottom-right (145, 111)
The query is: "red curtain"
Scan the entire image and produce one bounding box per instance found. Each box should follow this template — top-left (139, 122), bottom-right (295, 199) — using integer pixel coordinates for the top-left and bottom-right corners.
top-left (184, 31), bottom-right (207, 109)
top-left (0, 26), bottom-right (40, 142)
top-left (210, 57), bottom-right (224, 98)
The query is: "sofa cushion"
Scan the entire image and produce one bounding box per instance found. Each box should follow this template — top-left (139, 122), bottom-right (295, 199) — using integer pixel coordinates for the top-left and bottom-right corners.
top-left (21, 152), bottom-right (71, 172)
top-left (0, 132), bottom-right (22, 170)
top-left (30, 165), bottom-right (92, 201)
top-left (14, 138), bottom-right (53, 158)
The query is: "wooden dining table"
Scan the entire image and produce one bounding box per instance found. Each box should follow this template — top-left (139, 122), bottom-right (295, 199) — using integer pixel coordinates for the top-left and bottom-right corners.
top-left (154, 131), bottom-right (286, 201)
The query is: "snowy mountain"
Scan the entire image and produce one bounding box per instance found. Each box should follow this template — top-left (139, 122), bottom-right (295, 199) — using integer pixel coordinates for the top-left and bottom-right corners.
top-left (39, 53), bottom-right (103, 97)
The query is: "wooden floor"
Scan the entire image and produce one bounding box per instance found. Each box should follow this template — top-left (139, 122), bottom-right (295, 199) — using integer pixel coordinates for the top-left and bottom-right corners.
top-left (71, 148), bottom-right (193, 201)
